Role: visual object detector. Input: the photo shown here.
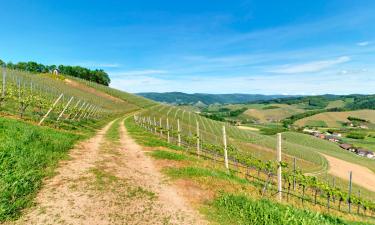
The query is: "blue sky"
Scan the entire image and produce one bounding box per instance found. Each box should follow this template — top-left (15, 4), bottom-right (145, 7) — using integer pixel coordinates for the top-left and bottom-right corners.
top-left (0, 0), bottom-right (374, 94)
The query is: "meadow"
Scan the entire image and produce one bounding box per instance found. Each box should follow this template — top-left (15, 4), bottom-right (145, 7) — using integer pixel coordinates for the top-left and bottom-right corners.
top-left (295, 110), bottom-right (375, 128)
top-left (243, 103), bottom-right (306, 123)
top-left (0, 117), bottom-right (80, 220)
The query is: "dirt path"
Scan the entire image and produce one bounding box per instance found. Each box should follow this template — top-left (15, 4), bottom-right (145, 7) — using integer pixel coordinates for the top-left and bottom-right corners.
top-left (118, 119), bottom-right (207, 225)
top-left (12, 118), bottom-right (206, 225)
top-left (322, 153), bottom-right (375, 192)
top-left (237, 125), bottom-right (259, 131)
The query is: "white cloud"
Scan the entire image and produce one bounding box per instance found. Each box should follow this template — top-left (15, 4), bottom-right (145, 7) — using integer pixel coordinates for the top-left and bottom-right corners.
top-left (76, 62), bottom-right (121, 68)
top-left (268, 56), bottom-right (351, 74)
top-left (110, 70), bottom-right (168, 76)
top-left (109, 70), bottom-right (375, 95)
top-left (357, 41), bottom-right (369, 46)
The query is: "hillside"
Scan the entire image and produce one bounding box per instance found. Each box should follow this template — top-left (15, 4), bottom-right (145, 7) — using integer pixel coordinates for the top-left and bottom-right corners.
top-left (243, 103), bottom-right (306, 123)
top-left (295, 110), bottom-right (375, 128)
top-left (1, 69), bottom-right (375, 224)
top-left (137, 92), bottom-right (294, 105)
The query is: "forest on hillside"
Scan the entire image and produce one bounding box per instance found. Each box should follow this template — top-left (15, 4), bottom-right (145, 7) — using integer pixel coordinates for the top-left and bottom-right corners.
top-left (0, 59), bottom-right (110, 86)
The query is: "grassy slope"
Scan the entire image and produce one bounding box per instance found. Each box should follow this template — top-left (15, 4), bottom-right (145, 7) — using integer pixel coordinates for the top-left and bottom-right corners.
top-left (0, 71), bottom-right (151, 221)
top-left (295, 110), bottom-right (375, 128)
top-left (0, 117), bottom-right (81, 220)
top-left (124, 117), bottom-right (373, 225)
top-left (244, 103), bottom-right (305, 122)
top-left (210, 194), bottom-right (359, 225)
top-left (282, 132), bottom-right (375, 173)
top-left (68, 76), bottom-right (156, 108)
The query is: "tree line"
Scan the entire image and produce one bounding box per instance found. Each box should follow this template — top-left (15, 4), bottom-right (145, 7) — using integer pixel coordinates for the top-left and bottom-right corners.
top-left (0, 59), bottom-right (110, 86)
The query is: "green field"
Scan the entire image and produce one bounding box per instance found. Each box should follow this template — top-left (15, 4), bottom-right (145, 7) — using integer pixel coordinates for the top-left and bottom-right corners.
top-left (295, 110), bottom-right (375, 128)
top-left (282, 132), bottom-right (375, 172)
top-left (244, 103), bottom-right (306, 123)
top-left (0, 117), bottom-right (80, 220)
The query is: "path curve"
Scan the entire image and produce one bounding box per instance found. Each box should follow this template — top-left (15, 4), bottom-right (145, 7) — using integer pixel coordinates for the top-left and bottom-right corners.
top-left (321, 153), bottom-right (375, 192)
top-left (119, 118), bottom-right (207, 225)
top-left (11, 118), bottom-right (206, 225)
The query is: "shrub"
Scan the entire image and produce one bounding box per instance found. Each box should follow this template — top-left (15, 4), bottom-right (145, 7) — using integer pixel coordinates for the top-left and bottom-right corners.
top-left (346, 132), bottom-right (367, 139)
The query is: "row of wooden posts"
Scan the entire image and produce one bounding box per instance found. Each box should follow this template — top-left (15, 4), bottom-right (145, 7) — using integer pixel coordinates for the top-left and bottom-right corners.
top-left (135, 115), bottom-right (285, 199)
top-left (37, 93), bottom-right (103, 125)
top-left (1, 67), bottom-right (104, 125)
top-left (135, 115), bottom-right (357, 206)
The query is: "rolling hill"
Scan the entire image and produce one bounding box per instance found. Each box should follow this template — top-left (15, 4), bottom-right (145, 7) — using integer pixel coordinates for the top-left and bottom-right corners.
top-left (137, 92), bottom-right (294, 105)
top-left (295, 110), bottom-right (375, 128)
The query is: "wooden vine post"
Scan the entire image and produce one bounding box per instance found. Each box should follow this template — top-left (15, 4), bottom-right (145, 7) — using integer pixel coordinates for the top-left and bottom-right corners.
top-left (293, 158), bottom-right (296, 190)
top-left (223, 125), bottom-right (229, 171)
top-left (196, 120), bottom-right (200, 157)
top-left (88, 106), bottom-right (98, 118)
top-left (90, 107), bottom-right (99, 119)
top-left (2, 66), bottom-right (5, 98)
top-left (83, 104), bottom-right (93, 119)
top-left (177, 118), bottom-right (181, 147)
top-left (166, 117), bottom-right (170, 143)
top-left (57, 96), bottom-right (74, 121)
top-left (277, 133), bottom-right (282, 201)
top-left (348, 171), bottom-right (353, 213)
top-left (357, 190), bottom-right (361, 214)
top-left (72, 102), bottom-right (86, 120)
top-left (154, 117), bottom-right (157, 133)
top-left (66, 99), bottom-right (81, 120)
top-left (159, 118), bottom-right (163, 136)
top-left (39, 93), bottom-right (63, 125)
top-left (78, 104), bottom-right (90, 120)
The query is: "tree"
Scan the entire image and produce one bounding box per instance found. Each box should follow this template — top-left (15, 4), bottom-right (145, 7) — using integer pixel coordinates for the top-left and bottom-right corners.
top-left (0, 58), bottom-right (111, 86)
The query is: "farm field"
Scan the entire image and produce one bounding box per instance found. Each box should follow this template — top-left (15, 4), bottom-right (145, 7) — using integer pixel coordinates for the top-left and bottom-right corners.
top-left (282, 132), bottom-right (375, 173)
top-left (295, 110), bottom-right (375, 127)
top-left (325, 99), bottom-right (346, 109)
top-left (243, 103), bottom-right (306, 123)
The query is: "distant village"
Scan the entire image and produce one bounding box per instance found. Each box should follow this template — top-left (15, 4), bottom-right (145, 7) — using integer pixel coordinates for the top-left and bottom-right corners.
top-left (303, 128), bottom-right (375, 159)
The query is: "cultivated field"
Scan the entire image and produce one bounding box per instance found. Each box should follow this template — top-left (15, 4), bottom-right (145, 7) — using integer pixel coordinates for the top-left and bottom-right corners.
top-left (244, 104), bottom-right (305, 123)
top-left (295, 110), bottom-right (375, 127)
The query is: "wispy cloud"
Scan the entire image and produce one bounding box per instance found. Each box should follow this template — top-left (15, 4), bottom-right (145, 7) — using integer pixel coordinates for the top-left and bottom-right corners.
top-left (357, 41), bottom-right (370, 46)
top-left (110, 69), bottom-right (168, 76)
top-left (76, 62), bottom-right (121, 68)
top-left (110, 69), bottom-right (375, 95)
top-left (268, 56), bottom-right (350, 74)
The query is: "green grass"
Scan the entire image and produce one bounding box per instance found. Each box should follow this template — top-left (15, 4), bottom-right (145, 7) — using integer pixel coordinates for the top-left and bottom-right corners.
top-left (305, 120), bottom-right (328, 127)
top-left (165, 167), bottom-right (247, 184)
top-left (105, 119), bottom-right (121, 141)
top-left (209, 193), bottom-right (364, 225)
top-left (341, 137), bottom-right (375, 152)
top-left (282, 131), bottom-right (375, 173)
top-left (262, 105), bottom-right (280, 110)
top-left (90, 167), bottom-right (119, 191)
top-left (149, 150), bottom-right (191, 161)
top-left (124, 117), bottom-right (184, 151)
top-left (0, 117), bottom-right (81, 221)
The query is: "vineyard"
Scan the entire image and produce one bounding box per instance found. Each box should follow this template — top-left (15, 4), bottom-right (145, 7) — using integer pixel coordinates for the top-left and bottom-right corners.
top-left (0, 68), bottom-right (139, 128)
top-left (1, 67), bottom-right (375, 223)
top-left (134, 106), bottom-right (375, 219)
top-left (137, 105), bottom-right (327, 172)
